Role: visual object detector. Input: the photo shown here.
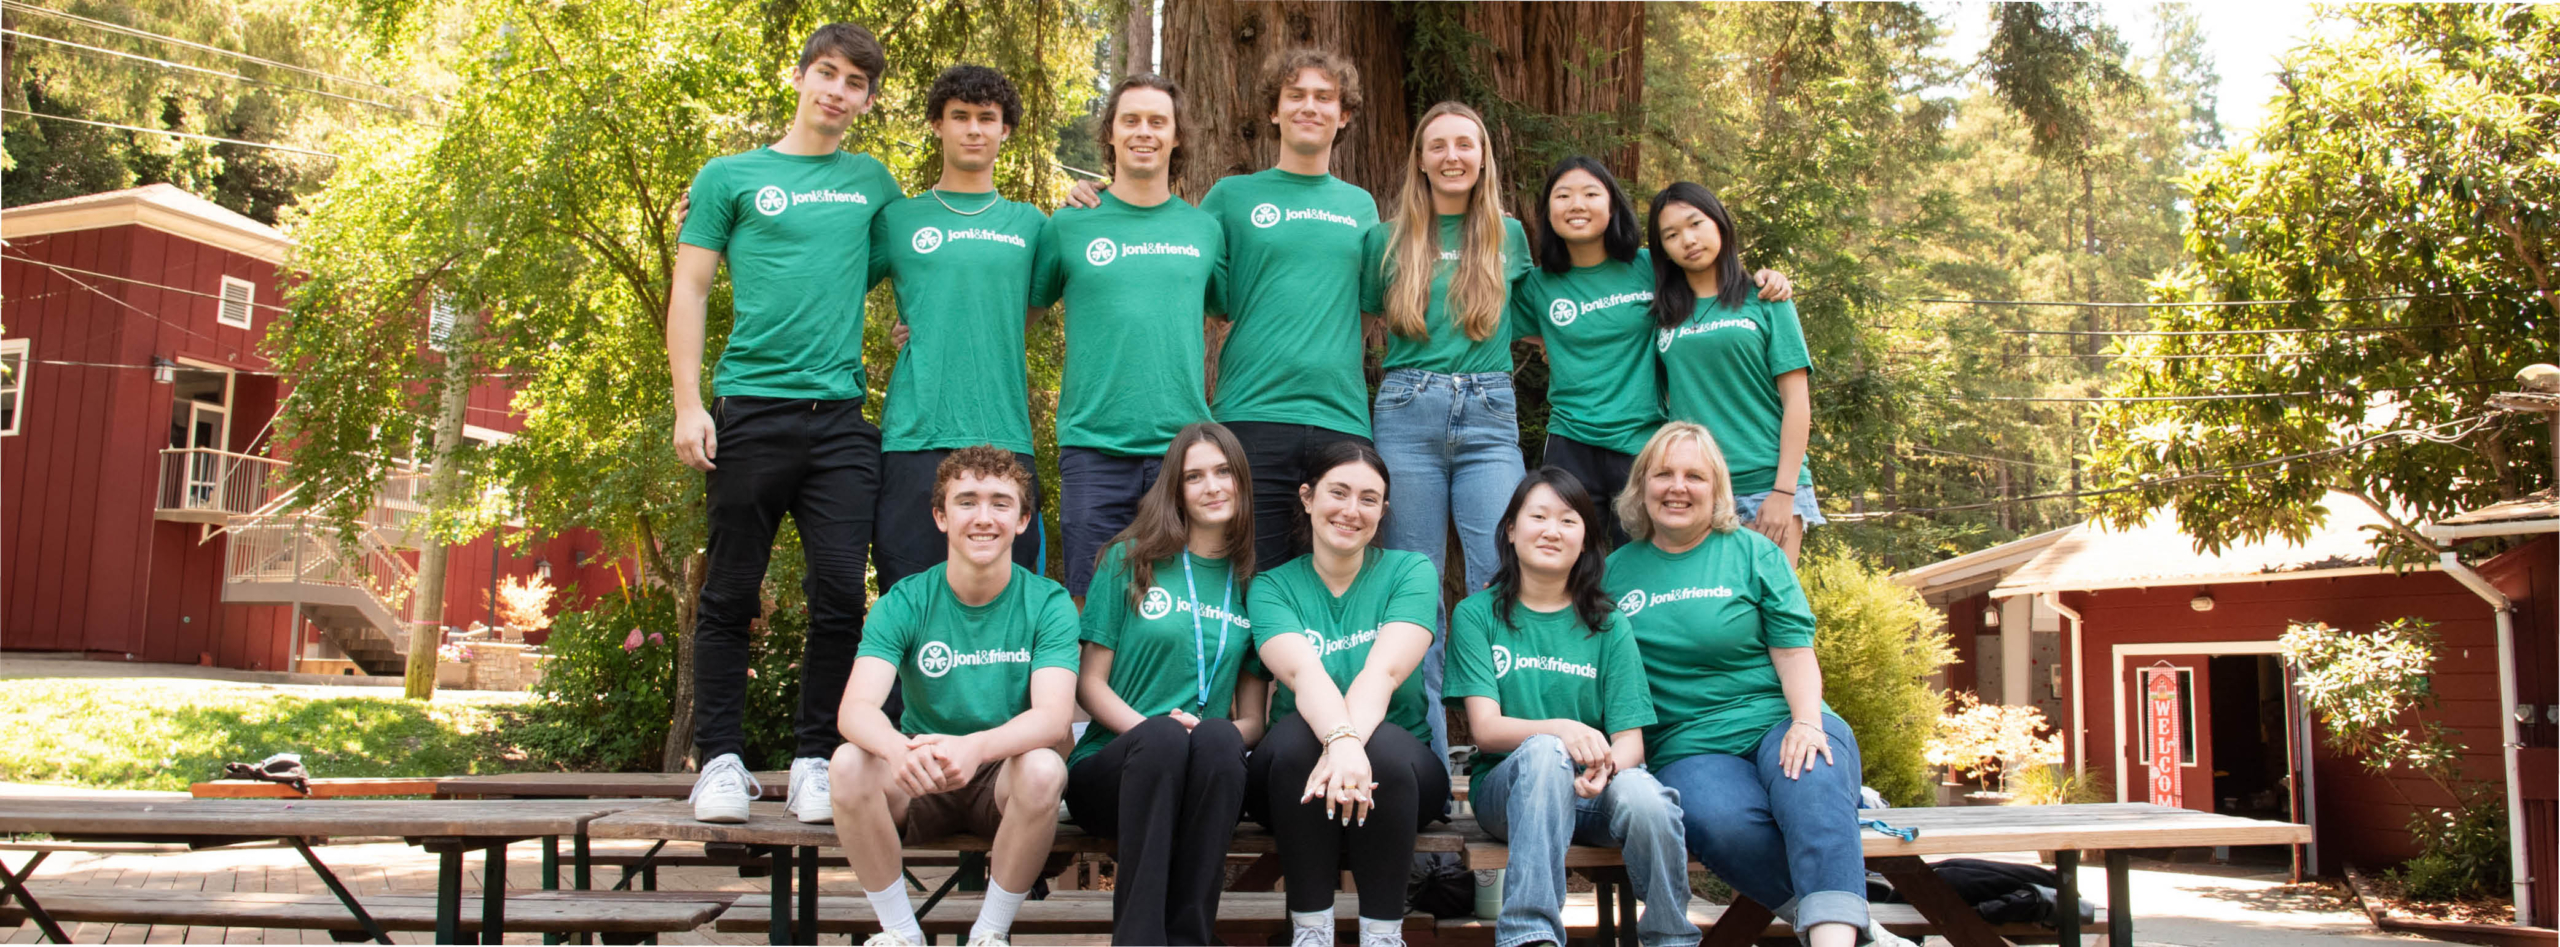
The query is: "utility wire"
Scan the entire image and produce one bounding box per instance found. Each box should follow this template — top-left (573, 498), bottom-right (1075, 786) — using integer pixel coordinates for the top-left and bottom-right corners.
top-left (3, 28), bottom-right (405, 111)
top-left (1901, 290), bottom-right (2512, 309)
top-left (1, 1), bottom-right (431, 104)
top-left (1871, 321), bottom-right (2484, 338)
top-left (3, 254), bottom-right (294, 312)
top-left (2, 108), bottom-right (342, 158)
top-left (1971, 377), bottom-right (2505, 404)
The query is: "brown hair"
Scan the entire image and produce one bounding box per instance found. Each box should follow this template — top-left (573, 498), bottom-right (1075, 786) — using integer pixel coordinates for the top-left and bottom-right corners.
top-left (1095, 73), bottom-right (1187, 185)
top-left (1108, 423), bottom-right (1256, 609)
top-left (797, 23), bottom-right (886, 87)
top-left (933, 445), bottom-right (1034, 511)
top-left (1259, 48), bottom-right (1363, 122)
top-left (1616, 421), bottom-right (1741, 542)
top-left (1382, 101), bottom-right (1508, 343)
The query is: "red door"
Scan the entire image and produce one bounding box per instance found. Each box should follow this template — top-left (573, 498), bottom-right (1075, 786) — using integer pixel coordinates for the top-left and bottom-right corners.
top-left (2125, 659), bottom-right (2215, 813)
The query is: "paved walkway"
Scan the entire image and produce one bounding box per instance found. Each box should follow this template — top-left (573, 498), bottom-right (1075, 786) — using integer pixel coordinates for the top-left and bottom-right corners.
top-left (0, 653), bottom-right (529, 703)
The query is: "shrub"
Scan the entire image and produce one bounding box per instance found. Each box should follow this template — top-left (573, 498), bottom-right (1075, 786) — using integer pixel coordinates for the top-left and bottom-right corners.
top-left (1926, 692), bottom-right (2065, 795)
top-left (1801, 552), bottom-right (1955, 807)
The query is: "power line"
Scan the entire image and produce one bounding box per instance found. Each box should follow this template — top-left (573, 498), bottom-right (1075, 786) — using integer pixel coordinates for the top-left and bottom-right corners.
top-left (1970, 377), bottom-right (2505, 404)
top-left (1, 1), bottom-right (431, 104)
top-left (1872, 321), bottom-right (2485, 338)
top-left (3, 254), bottom-right (294, 312)
top-left (1902, 290), bottom-right (2511, 310)
top-left (3, 28), bottom-right (406, 112)
top-left (1904, 444), bottom-right (2076, 472)
top-left (5, 254), bottom-right (237, 348)
top-left (1885, 350), bottom-right (2330, 361)
top-left (2, 108), bottom-right (343, 158)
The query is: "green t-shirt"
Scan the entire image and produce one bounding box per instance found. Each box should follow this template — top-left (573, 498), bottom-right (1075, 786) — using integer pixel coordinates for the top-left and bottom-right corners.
top-left (1069, 545), bottom-right (1256, 768)
top-left (1360, 215), bottom-right (1533, 375)
top-left (678, 147), bottom-right (901, 400)
top-left (1602, 529), bottom-right (1829, 767)
top-left (867, 191), bottom-right (1045, 454)
top-left (856, 562), bottom-right (1082, 737)
top-left (1200, 169), bottom-right (1380, 438)
top-left (1509, 251), bottom-right (1664, 455)
top-left (1030, 190), bottom-right (1226, 457)
top-left (1657, 296), bottom-right (1815, 493)
top-left (1248, 549), bottom-right (1441, 748)
top-left (1442, 588), bottom-right (1657, 781)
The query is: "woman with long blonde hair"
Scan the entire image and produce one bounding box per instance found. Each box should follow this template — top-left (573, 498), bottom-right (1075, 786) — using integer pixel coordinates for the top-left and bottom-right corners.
top-left (1356, 101), bottom-right (1531, 763)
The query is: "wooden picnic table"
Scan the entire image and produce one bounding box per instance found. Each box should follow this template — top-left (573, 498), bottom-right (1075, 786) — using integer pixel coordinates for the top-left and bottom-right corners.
top-left (1462, 802), bottom-right (2311, 947)
top-left (0, 795), bottom-right (647, 945)
top-left (435, 770), bottom-right (788, 800)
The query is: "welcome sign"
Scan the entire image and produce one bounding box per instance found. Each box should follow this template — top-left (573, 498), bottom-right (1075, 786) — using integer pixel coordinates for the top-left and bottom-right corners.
top-left (2144, 667), bottom-right (2183, 808)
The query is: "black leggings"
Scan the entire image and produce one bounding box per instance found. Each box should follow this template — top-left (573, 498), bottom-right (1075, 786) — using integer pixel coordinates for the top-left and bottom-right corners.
top-left (1246, 713), bottom-right (1452, 917)
top-left (1063, 715), bottom-right (1247, 946)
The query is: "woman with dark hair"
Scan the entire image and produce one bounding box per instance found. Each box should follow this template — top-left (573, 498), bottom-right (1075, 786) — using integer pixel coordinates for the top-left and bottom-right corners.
top-left (1606, 423), bottom-right (1885, 947)
top-left (1512, 158), bottom-right (1790, 547)
top-left (1645, 182), bottom-right (1823, 565)
top-left (1246, 440), bottom-right (1448, 947)
top-left (1064, 421), bottom-right (1265, 945)
top-left (1447, 467), bottom-right (1694, 947)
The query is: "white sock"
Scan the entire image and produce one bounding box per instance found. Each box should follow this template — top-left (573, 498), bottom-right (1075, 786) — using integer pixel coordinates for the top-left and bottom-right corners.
top-left (971, 880), bottom-right (1029, 941)
top-left (866, 882), bottom-right (924, 944)
top-left (1292, 908), bottom-right (1333, 930)
top-left (1358, 916), bottom-right (1401, 937)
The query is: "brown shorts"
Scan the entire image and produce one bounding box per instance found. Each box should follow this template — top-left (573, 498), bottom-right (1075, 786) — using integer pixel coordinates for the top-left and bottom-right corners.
top-left (900, 760), bottom-right (1006, 843)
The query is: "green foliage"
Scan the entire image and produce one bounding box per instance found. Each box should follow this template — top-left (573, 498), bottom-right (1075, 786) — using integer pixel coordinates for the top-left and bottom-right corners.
top-left (522, 561), bottom-right (806, 771)
top-left (2085, 4), bottom-right (2558, 560)
top-left (1800, 552), bottom-right (1955, 807)
top-left (2009, 762), bottom-right (2111, 806)
top-left (0, 679), bottom-right (529, 791)
top-left (2393, 792), bottom-right (2512, 902)
top-left (1983, 2), bottom-right (2137, 162)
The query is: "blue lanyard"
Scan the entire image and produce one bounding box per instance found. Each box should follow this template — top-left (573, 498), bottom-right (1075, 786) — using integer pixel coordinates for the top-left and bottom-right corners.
top-left (1182, 554), bottom-right (1233, 710)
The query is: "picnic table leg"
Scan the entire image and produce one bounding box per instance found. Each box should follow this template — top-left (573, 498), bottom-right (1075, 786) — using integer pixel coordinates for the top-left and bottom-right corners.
top-left (0, 850), bottom-right (70, 944)
top-left (798, 845), bottom-right (819, 937)
top-left (1617, 869), bottom-right (1638, 947)
top-left (544, 836), bottom-right (564, 946)
top-left (1697, 893), bottom-right (1771, 947)
top-left (2054, 850), bottom-right (2080, 945)
top-left (484, 841), bottom-right (509, 945)
top-left (2105, 851), bottom-right (2131, 947)
top-left (768, 844), bottom-right (796, 945)
top-left (285, 837), bottom-right (393, 945)
top-left (575, 834), bottom-right (592, 891)
top-left (438, 847), bottom-right (466, 944)
top-left (1595, 874), bottom-right (1616, 947)
top-left (1868, 855), bottom-right (2009, 947)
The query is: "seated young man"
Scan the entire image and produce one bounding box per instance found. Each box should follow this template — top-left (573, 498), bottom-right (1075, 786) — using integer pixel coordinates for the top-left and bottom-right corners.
top-left (830, 446), bottom-right (1080, 947)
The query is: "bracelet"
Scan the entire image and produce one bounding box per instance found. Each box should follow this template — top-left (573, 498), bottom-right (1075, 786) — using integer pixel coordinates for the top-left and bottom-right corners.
top-left (1321, 725), bottom-right (1363, 748)
top-left (1791, 720), bottom-right (1824, 732)
top-left (1769, 487), bottom-right (1798, 497)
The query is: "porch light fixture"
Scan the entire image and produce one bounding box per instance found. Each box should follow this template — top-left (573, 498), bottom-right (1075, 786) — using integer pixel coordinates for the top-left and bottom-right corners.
top-left (151, 356), bottom-right (175, 384)
top-left (1981, 605), bottom-right (2001, 630)
top-left (2189, 591), bottom-right (2215, 612)
top-left (535, 558), bottom-right (553, 580)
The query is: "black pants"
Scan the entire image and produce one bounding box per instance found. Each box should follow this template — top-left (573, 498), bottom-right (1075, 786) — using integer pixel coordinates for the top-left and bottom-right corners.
top-left (1064, 716), bottom-right (1248, 945)
top-left (1224, 421), bottom-right (1376, 569)
top-left (1246, 714), bottom-right (1451, 918)
top-left (874, 448), bottom-right (1043, 594)
top-left (1542, 433), bottom-right (1635, 549)
top-left (1058, 447), bottom-right (1163, 598)
top-left (692, 396), bottom-right (880, 762)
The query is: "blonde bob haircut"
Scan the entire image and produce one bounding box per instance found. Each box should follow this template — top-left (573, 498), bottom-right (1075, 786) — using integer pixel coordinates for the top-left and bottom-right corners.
top-left (1616, 421), bottom-right (1742, 542)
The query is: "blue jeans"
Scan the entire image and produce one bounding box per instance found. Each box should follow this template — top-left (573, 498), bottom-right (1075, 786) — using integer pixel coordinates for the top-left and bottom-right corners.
top-left (1475, 735), bottom-right (1698, 947)
top-left (1733, 483), bottom-right (1829, 527)
top-left (1058, 447), bottom-right (1163, 598)
top-left (1372, 368), bottom-right (1525, 765)
top-left (1655, 714), bottom-right (1868, 934)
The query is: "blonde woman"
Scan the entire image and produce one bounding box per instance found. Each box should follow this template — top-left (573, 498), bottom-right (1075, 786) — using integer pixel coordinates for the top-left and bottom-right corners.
top-left (1604, 422), bottom-right (1877, 947)
top-left (1357, 100), bottom-right (1532, 763)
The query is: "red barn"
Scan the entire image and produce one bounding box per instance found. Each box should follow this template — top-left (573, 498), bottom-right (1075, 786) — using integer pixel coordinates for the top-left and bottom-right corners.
top-left (2, 183), bottom-right (626, 676)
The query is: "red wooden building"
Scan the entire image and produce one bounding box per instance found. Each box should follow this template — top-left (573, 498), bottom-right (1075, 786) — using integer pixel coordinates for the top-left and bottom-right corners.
top-left (1896, 491), bottom-right (2553, 925)
top-left (2, 184), bottom-right (624, 675)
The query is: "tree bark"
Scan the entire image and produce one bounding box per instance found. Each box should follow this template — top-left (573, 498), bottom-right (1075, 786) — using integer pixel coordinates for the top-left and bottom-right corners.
top-left (1443, 2), bottom-right (1644, 199)
top-left (661, 551), bottom-right (707, 772)
top-left (1159, 0), bottom-right (1410, 206)
top-left (1121, 0), bottom-right (1155, 78)
top-left (402, 308), bottom-right (477, 700)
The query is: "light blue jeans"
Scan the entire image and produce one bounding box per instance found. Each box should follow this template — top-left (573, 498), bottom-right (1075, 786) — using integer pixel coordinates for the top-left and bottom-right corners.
top-left (1655, 714), bottom-right (1869, 935)
top-left (1733, 483), bottom-right (1829, 527)
top-left (1372, 367), bottom-right (1526, 766)
top-left (1474, 735), bottom-right (1698, 947)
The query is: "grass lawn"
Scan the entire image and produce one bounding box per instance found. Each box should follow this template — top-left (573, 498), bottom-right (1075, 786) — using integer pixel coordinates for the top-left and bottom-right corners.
top-left (0, 679), bottom-right (544, 792)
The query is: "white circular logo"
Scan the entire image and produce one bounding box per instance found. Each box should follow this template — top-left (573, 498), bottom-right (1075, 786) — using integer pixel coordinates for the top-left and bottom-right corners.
top-left (1085, 237), bottom-right (1119, 266)
top-left (912, 226), bottom-right (945, 254)
top-left (917, 641), bottom-right (957, 678)
top-left (754, 186), bottom-right (788, 217)
top-left (1139, 587), bottom-right (1174, 620)
top-left (1491, 645), bottom-right (1514, 679)
top-left (1250, 203), bottom-right (1282, 228)
top-left (1616, 589), bottom-right (1647, 616)
top-left (1656, 328), bottom-right (1675, 353)
top-left (1299, 627), bottom-right (1325, 655)
top-left (1548, 298), bottom-right (1578, 327)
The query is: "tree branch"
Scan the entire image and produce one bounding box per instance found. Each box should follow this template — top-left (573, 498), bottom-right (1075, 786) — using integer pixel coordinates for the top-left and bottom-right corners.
top-left (2333, 484), bottom-right (2444, 557)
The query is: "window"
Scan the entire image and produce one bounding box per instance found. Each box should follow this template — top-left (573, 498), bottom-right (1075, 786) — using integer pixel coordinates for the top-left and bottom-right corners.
top-left (429, 295), bottom-right (458, 351)
top-left (0, 339), bottom-right (26, 436)
top-left (218, 276), bottom-right (256, 329)
top-left (2135, 667), bottom-right (2200, 767)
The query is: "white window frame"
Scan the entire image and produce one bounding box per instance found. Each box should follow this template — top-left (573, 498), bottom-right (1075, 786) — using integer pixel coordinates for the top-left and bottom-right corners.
top-left (0, 338), bottom-right (27, 436)
top-left (217, 275), bottom-right (256, 329)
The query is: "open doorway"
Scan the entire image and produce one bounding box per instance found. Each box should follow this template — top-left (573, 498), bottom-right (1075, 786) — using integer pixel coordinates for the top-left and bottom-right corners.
top-left (2209, 653), bottom-right (2293, 866)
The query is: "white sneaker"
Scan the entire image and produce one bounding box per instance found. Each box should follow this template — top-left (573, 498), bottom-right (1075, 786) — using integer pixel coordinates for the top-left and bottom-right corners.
top-left (1356, 928), bottom-right (1402, 947)
top-left (787, 756), bottom-right (832, 824)
top-left (687, 753), bottom-right (760, 824)
top-left (1291, 924), bottom-right (1335, 947)
top-left (1865, 919), bottom-right (1918, 947)
top-left (862, 932), bottom-right (921, 947)
top-left (964, 934), bottom-right (1009, 946)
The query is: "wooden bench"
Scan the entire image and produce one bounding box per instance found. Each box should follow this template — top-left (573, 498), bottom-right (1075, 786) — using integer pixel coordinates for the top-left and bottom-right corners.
top-left (1432, 899), bottom-right (2104, 946)
top-left (1457, 802), bottom-right (2309, 947)
top-left (190, 777), bottom-right (445, 799)
top-left (0, 795), bottom-right (649, 944)
top-left (713, 890), bottom-right (1441, 942)
top-left (0, 885), bottom-right (730, 940)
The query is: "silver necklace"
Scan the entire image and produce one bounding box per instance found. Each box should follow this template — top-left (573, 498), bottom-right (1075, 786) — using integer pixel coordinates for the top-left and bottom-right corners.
top-left (929, 188), bottom-right (1000, 217)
